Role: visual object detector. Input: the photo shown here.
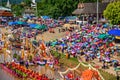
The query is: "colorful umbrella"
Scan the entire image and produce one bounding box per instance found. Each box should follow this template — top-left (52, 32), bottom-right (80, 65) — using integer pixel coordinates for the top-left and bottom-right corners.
top-left (8, 21), bottom-right (17, 25)
top-left (108, 29), bottom-right (120, 36)
top-left (29, 24), bottom-right (37, 28)
top-left (16, 21), bottom-right (27, 25)
top-left (98, 34), bottom-right (109, 39)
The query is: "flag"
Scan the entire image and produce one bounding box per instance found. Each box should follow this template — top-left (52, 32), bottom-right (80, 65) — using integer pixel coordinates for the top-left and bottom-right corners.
top-left (31, 0), bottom-right (36, 8)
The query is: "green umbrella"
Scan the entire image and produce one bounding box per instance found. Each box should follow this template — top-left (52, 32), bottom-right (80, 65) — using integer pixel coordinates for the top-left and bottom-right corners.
top-left (35, 25), bottom-right (42, 30)
top-left (41, 25), bottom-right (47, 30)
top-left (98, 34), bottom-right (109, 39)
top-left (17, 21), bottom-right (26, 25)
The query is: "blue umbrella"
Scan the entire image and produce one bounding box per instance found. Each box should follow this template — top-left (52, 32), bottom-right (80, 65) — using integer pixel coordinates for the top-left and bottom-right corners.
top-left (8, 22), bottom-right (17, 26)
top-left (15, 21), bottom-right (27, 25)
top-left (29, 24), bottom-right (37, 28)
top-left (108, 29), bottom-right (120, 36)
top-left (61, 43), bottom-right (67, 47)
top-left (72, 42), bottom-right (75, 45)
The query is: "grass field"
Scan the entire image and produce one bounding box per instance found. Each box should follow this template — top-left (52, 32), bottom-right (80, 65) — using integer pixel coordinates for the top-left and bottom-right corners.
top-left (51, 50), bottom-right (116, 80)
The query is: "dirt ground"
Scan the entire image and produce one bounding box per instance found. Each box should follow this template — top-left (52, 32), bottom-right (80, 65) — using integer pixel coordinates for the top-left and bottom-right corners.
top-left (36, 27), bottom-right (67, 42)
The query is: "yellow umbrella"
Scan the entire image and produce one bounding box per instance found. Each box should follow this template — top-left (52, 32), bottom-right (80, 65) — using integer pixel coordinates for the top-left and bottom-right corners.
top-left (115, 36), bottom-right (120, 39)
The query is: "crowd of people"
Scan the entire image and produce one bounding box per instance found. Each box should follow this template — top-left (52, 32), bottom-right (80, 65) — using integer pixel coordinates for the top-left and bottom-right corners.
top-left (1, 15), bottom-right (120, 80)
top-left (46, 23), bottom-right (120, 70)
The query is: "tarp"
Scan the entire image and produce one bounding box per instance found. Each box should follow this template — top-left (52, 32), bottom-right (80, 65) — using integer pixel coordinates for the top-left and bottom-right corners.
top-left (108, 29), bottom-right (120, 36)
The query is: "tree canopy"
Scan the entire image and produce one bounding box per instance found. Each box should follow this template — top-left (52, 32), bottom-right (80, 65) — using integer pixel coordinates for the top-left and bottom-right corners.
top-left (37, 0), bottom-right (98, 19)
top-left (11, 0), bottom-right (99, 18)
top-left (103, 1), bottom-right (120, 25)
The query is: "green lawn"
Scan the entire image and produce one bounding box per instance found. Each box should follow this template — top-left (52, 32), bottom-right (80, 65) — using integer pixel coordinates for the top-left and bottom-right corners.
top-left (51, 50), bottom-right (116, 80)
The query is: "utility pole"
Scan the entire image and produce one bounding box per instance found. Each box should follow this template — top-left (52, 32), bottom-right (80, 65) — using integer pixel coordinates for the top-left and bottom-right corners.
top-left (97, 0), bottom-right (99, 24)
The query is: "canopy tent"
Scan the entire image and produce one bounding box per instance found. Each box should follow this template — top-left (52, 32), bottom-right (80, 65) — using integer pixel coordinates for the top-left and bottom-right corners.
top-left (81, 69), bottom-right (100, 80)
top-left (108, 29), bottom-right (120, 36)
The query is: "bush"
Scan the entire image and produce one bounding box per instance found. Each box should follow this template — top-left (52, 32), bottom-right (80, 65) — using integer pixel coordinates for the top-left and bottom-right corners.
top-left (104, 1), bottom-right (120, 25)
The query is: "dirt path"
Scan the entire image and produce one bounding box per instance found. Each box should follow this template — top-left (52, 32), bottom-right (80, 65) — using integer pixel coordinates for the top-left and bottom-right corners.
top-left (36, 27), bottom-right (66, 42)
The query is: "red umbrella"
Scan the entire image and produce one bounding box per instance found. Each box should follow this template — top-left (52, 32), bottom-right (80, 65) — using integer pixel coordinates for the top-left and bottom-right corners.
top-left (67, 72), bottom-right (74, 79)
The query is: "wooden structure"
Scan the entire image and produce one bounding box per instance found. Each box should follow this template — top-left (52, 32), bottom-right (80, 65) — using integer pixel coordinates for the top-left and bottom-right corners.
top-left (72, 3), bottom-right (108, 15)
top-left (0, 10), bottom-right (13, 17)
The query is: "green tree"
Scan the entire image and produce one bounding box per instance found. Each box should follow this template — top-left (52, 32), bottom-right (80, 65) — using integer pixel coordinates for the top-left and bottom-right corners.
top-left (11, 4), bottom-right (24, 16)
top-left (37, 0), bottom-right (99, 18)
top-left (104, 1), bottom-right (120, 25)
top-left (11, 0), bottom-right (32, 17)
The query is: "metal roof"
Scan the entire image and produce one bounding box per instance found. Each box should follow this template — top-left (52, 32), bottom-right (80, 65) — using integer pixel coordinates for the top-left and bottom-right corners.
top-left (0, 6), bottom-right (11, 11)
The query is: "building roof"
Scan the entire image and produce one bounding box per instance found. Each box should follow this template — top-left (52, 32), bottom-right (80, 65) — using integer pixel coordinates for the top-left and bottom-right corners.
top-left (0, 10), bottom-right (13, 16)
top-left (72, 3), bottom-right (108, 14)
top-left (0, 6), bottom-right (11, 11)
